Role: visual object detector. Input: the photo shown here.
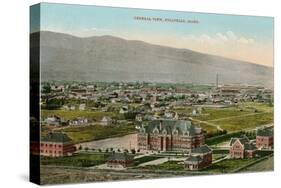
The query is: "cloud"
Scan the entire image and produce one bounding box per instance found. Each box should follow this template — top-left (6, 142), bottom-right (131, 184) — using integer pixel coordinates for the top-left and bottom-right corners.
top-left (216, 32), bottom-right (228, 41)
top-left (215, 31), bottom-right (254, 44)
top-left (86, 27), bottom-right (111, 32)
top-left (183, 31), bottom-right (254, 45)
top-left (226, 31), bottom-right (237, 40)
top-left (178, 31), bottom-right (272, 67)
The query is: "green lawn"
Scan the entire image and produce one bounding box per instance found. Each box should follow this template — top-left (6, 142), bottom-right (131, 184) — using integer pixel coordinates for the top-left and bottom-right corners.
top-left (202, 158), bottom-right (256, 173)
top-left (137, 161), bottom-right (184, 171)
top-left (175, 108), bottom-right (193, 114)
top-left (133, 156), bottom-right (163, 166)
top-left (212, 154), bottom-right (227, 160)
top-left (61, 124), bottom-right (136, 143)
top-left (41, 153), bottom-right (109, 167)
top-left (206, 131), bottom-right (245, 146)
top-left (199, 122), bottom-right (220, 134)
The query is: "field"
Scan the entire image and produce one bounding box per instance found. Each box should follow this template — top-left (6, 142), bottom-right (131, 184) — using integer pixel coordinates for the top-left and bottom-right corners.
top-left (41, 109), bottom-right (137, 143)
top-left (185, 102), bottom-right (273, 133)
top-left (214, 112), bottom-right (273, 132)
top-left (41, 153), bottom-right (109, 167)
top-left (61, 124), bottom-right (136, 143)
top-left (41, 109), bottom-right (120, 120)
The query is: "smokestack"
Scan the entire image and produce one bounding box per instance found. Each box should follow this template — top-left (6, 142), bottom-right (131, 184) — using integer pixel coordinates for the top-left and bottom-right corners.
top-left (216, 73), bottom-right (219, 88)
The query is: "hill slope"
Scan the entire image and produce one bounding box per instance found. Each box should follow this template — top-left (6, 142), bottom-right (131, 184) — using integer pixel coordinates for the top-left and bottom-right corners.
top-left (31, 31), bottom-right (273, 86)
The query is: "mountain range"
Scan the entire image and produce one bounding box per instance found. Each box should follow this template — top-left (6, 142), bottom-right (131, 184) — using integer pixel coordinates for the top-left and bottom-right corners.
top-left (30, 31), bottom-right (273, 86)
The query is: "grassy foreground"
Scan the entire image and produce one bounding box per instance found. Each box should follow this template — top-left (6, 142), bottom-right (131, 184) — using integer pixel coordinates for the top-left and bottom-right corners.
top-left (41, 153), bottom-right (109, 167)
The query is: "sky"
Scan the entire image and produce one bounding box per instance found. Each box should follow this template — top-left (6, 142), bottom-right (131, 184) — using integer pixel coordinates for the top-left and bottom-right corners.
top-left (31, 3), bottom-right (274, 67)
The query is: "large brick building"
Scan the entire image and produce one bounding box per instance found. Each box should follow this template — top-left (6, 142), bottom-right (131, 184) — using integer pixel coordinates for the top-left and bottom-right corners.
top-left (137, 120), bottom-right (204, 152)
top-left (184, 145), bottom-right (212, 170)
top-left (256, 128), bottom-right (273, 150)
top-left (229, 135), bottom-right (256, 159)
top-left (32, 132), bottom-right (76, 157)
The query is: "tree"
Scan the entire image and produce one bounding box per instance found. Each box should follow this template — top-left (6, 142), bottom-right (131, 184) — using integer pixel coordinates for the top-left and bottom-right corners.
top-left (131, 149), bottom-right (136, 154)
top-left (124, 111), bottom-right (137, 120)
top-left (42, 83), bottom-right (51, 93)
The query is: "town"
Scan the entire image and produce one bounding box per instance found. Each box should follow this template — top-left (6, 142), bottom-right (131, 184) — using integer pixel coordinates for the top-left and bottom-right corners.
top-left (32, 81), bottom-right (274, 184)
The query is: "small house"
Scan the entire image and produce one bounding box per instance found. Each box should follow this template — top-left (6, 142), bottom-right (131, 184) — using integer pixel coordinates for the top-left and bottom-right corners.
top-left (106, 152), bottom-right (134, 168)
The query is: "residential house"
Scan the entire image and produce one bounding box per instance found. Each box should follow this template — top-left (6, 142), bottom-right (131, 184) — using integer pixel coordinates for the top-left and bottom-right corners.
top-left (79, 104), bottom-right (86, 111)
top-left (106, 152), bottom-right (134, 168)
top-left (100, 116), bottom-right (113, 126)
top-left (69, 117), bottom-right (89, 126)
top-left (119, 106), bottom-right (129, 114)
top-left (229, 135), bottom-right (256, 159)
top-left (256, 127), bottom-right (274, 150)
top-left (184, 145), bottom-right (212, 170)
top-left (43, 115), bottom-right (61, 126)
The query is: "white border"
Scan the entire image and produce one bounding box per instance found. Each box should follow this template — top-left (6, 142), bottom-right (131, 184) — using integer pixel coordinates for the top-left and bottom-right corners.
top-left (0, 0), bottom-right (280, 188)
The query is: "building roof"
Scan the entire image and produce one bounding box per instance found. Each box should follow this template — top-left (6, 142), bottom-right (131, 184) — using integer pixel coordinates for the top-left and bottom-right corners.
top-left (185, 155), bottom-right (203, 164)
top-left (191, 145), bottom-right (212, 154)
top-left (141, 120), bottom-right (201, 135)
top-left (41, 132), bottom-right (72, 143)
top-left (230, 135), bottom-right (250, 146)
top-left (257, 128), bottom-right (273, 137)
top-left (101, 116), bottom-right (112, 121)
top-left (229, 135), bottom-right (256, 150)
top-left (107, 152), bottom-right (133, 162)
top-left (244, 143), bottom-right (256, 151)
